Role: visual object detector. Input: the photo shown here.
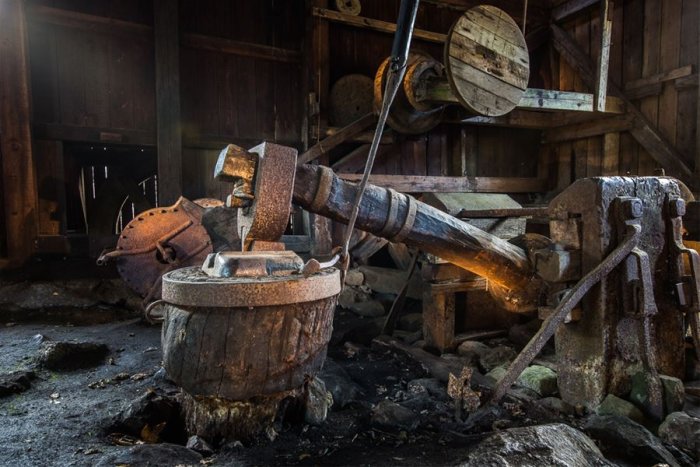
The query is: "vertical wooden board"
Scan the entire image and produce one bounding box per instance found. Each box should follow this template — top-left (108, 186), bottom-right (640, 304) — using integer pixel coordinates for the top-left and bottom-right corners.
top-left (56, 28), bottom-right (87, 126)
top-left (573, 139), bottom-right (588, 180)
top-left (108, 35), bottom-right (135, 129)
top-left (573, 13), bottom-right (591, 92)
top-left (274, 63), bottom-right (302, 142)
top-left (400, 137), bottom-right (427, 176)
top-left (586, 136), bottom-right (603, 177)
top-left (427, 130), bottom-right (443, 176)
top-left (235, 56), bottom-right (259, 138)
top-left (639, 0), bottom-right (662, 175)
top-left (132, 39), bottom-right (156, 132)
top-left (602, 132), bottom-right (620, 175)
top-left (676, 0), bottom-right (699, 166)
top-left (637, 147), bottom-right (659, 175)
top-left (423, 290), bottom-right (455, 353)
top-left (462, 127), bottom-right (478, 177)
top-left (622, 0), bottom-right (644, 84)
top-left (27, 22), bottom-right (59, 124)
top-left (658, 0), bottom-right (682, 146)
top-left (619, 132), bottom-right (639, 175)
top-left (557, 142), bottom-right (573, 190)
top-left (35, 140), bottom-right (65, 235)
top-left (217, 54), bottom-right (239, 138)
top-left (199, 50), bottom-right (221, 136)
top-left (609, 0), bottom-right (624, 86)
top-left (559, 20), bottom-right (577, 91)
top-left (254, 59), bottom-right (275, 140)
top-left (83, 32), bottom-right (111, 128)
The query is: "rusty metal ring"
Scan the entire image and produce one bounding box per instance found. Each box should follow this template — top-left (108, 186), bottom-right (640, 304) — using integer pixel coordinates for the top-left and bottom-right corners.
top-left (310, 166), bottom-right (334, 212)
top-left (162, 266), bottom-right (341, 308)
top-left (391, 194), bottom-right (417, 243)
top-left (403, 54), bottom-right (445, 112)
top-left (378, 188), bottom-right (402, 237)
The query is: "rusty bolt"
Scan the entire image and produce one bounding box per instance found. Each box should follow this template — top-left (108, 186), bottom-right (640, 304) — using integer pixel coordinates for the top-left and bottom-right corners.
top-left (669, 198), bottom-right (686, 218)
top-left (622, 198), bottom-right (644, 219)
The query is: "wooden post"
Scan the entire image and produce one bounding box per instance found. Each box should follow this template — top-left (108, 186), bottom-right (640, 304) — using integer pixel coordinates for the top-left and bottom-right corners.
top-left (0, 0), bottom-right (39, 266)
top-left (154, 0), bottom-right (182, 206)
top-left (697, 8), bottom-right (700, 186)
top-left (595, 0), bottom-right (612, 112)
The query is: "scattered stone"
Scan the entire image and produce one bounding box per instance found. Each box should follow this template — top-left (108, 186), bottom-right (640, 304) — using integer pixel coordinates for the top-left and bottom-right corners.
top-left (318, 359), bottom-right (364, 409)
top-left (186, 435), bottom-right (214, 456)
top-left (38, 341), bottom-right (109, 371)
top-left (344, 269), bottom-right (365, 287)
top-left (392, 329), bottom-right (422, 345)
top-left (337, 286), bottom-right (371, 309)
top-left (584, 414), bottom-right (679, 466)
top-left (111, 391), bottom-right (183, 443)
top-left (457, 340), bottom-right (490, 365)
top-left (537, 397), bottom-right (575, 416)
top-left (479, 345), bottom-right (516, 372)
top-left (95, 443), bottom-right (202, 467)
top-left (30, 334), bottom-right (48, 346)
top-left (516, 365), bottom-right (558, 397)
top-left (485, 365), bottom-right (508, 383)
top-left (596, 394), bottom-right (647, 425)
top-left (348, 300), bottom-right (385, 318)
top-left (407, 378), bottom-right (448, 401)
top-left (658, 412), bottom-right (700, 460)
top-left (304, 377), bottom-right (333, 425)
top-left (397, 313), bottom-right (423, 332)
top-left (661, 375), bottom-right (685, 414)
top-left (113, 372), bottom-right (130, 382)
top-left (370, 400), bottom-right (418, 432)
top-left (508, 319), bottom-right (541, 348)
top-left (463, 423), bottom-right (613, 466)
top-left (0, 371), bottom-right (35, 398)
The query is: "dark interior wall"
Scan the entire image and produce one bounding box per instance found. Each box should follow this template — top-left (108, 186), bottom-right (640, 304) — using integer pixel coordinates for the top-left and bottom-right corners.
top-left (550, 0), bottom-right (699, 185)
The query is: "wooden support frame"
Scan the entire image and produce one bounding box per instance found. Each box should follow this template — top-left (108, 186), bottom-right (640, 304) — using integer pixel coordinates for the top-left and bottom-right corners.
top-left (0, 0), bottom-right (39, 266)
top-left (551, 24), bottom-right (696, 188)
top-left (552, 0), bottom-right (599, 23)
top-left (153, 0), bottom-right (182, 206)
top-left (595, 0), bottom-right (613, 112)
top-left (336, 174), bottom-right (547, 193)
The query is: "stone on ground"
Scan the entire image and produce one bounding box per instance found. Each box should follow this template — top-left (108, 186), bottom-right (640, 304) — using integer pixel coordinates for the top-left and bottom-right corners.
top-left (344, 269), bottom-right (364, 286)
top-left (457, 340), bottom-right (490, 365)
top-left (462, 423), bottom-right (613, 466)
top-left (398, 313), bottom-right (423, 332)
top-left (111, 391), bottom-right (183, 443)
top-left (508, 319), bottom-right (541, 348)
top-left (95, 443), bottom-right (202, 467)
top-left (537, 397), bottom-right (575, 416)
top-left (485, 365), bottom-right (508, 383)
top-left (319, 359), bottom-right (364, 409)
top-left (370, 400), bottom-right (418, 431)
top-left (584, 414), bottom-right (679, 467)
top-left (186, 435), bottom-right (214, 456)
top-left (348, 300), bottom-right (385, 318)
top-left (38, 341), bottom-right (109, 370)
top-left (516, 365), bottom-right (558, 397)
top-left (479, 345), bottom-right (516, 372)
top-left (630, 372), bottom-right (685, 417)
top-left (596, 394), bottom-right (647, 425)
top-left (658, 411), bottom-right (700, 460)
top-left (304, 377), bottom-right (334, 425)
top-left (0, 371), bottom-right (35, 398)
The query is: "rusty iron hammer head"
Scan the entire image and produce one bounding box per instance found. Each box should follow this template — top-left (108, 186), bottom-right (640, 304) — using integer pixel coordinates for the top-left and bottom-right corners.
top-left (214, 144), bottom-right (258, 208)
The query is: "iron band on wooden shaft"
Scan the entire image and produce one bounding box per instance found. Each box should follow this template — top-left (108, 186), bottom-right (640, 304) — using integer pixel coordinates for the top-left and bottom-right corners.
top-left (378, 188), bottom-right (402, 237)
top-left (310, 166), bottom-right (334, 212)
top-left (391, 193), bottom-right (417, 243)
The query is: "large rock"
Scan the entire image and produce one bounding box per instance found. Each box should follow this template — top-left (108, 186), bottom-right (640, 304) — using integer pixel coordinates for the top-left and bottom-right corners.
top-left (0, 371), bottom-right (35, 398)
top-left (516, 365), bottom-right (558, 397)
top-left (348, 300), bottom-right (385, 318)
top-left (371, 400), bottom-right (418, 432)
top-left (584, 414), bottom-right (679, 467)
top-left (658, 412), bottom-right (700, 460)
top-left (596, 394), bottom-right (647, 425)
top-left (630, 372), bottom-right (684, 417)
top-left (96, 443), bottom-right (202, 467)
top-left (319, 359), bottom-right (364, 409)
top-left (398, 313), bottom-right (423, 332)
top-left (110, 391), bottom-right (184, 443)
top-left (462, 423), bottom-right (612, 466)
top-left (304, 377), bottom-right (333, 425)
top-left (38, 341), bottom-right (109, 371)
top-left (457, 341), bottom-right (490, 365)
top-left (479, 345), bottom-right (517, 373)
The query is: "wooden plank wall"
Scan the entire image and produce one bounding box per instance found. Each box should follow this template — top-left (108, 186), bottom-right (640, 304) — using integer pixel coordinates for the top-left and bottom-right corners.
top-left (552, 0), bottom-right (699, 186)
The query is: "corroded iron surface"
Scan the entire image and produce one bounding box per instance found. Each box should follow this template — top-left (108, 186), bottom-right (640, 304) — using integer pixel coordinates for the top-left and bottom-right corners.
top-left (237, 142), bottom-right (297, 244)
top-left (162, 266), bottom-right (341, 307)
top-left (103, 198), bottom-right (212, 299)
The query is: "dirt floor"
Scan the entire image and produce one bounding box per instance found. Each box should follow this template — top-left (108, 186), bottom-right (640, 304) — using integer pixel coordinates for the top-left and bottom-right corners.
top-left (1, 279), bottom-right (700, 466)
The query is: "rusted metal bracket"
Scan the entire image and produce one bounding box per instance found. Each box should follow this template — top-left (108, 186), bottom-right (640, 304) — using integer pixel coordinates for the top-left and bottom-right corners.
top-left (485, 197), bottom-right (643, 405)
top-left (667, 197), bottom-right (700, 361)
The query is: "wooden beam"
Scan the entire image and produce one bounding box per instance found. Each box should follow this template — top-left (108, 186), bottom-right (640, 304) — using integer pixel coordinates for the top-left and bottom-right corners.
top-left (449, 109), bottom-right (555, 129)
top-left (595, 0), bottom-right (613, 112)
top-left (543, 115), bottom-right (633, 143)
top-left (625, 65), bottom-right (694, 92)
top-left (154, 0), bottom-right (182, 206)
top-left (298, 113), bottom-right (377, 164)
top-left (551, 24), bottom-right (696, 187)
top-left (336, 174), bottom-right (547, 193)
top-left (323, 126), bottom-right (392, 144)
top-left (30, 5), bottom-right (300, 64)
top-left (519, 89), bottom-right (625, 113)
top-left (33, 123), bottom-right (156, 146)
top-left (312, 7), bottom-right (446, 44)
top-left (181, 33), bottom-right (301, 64)
top-left (0, 0), bottom-right (39, 265)
top-left (552, 0), bottom-right (599, 22)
